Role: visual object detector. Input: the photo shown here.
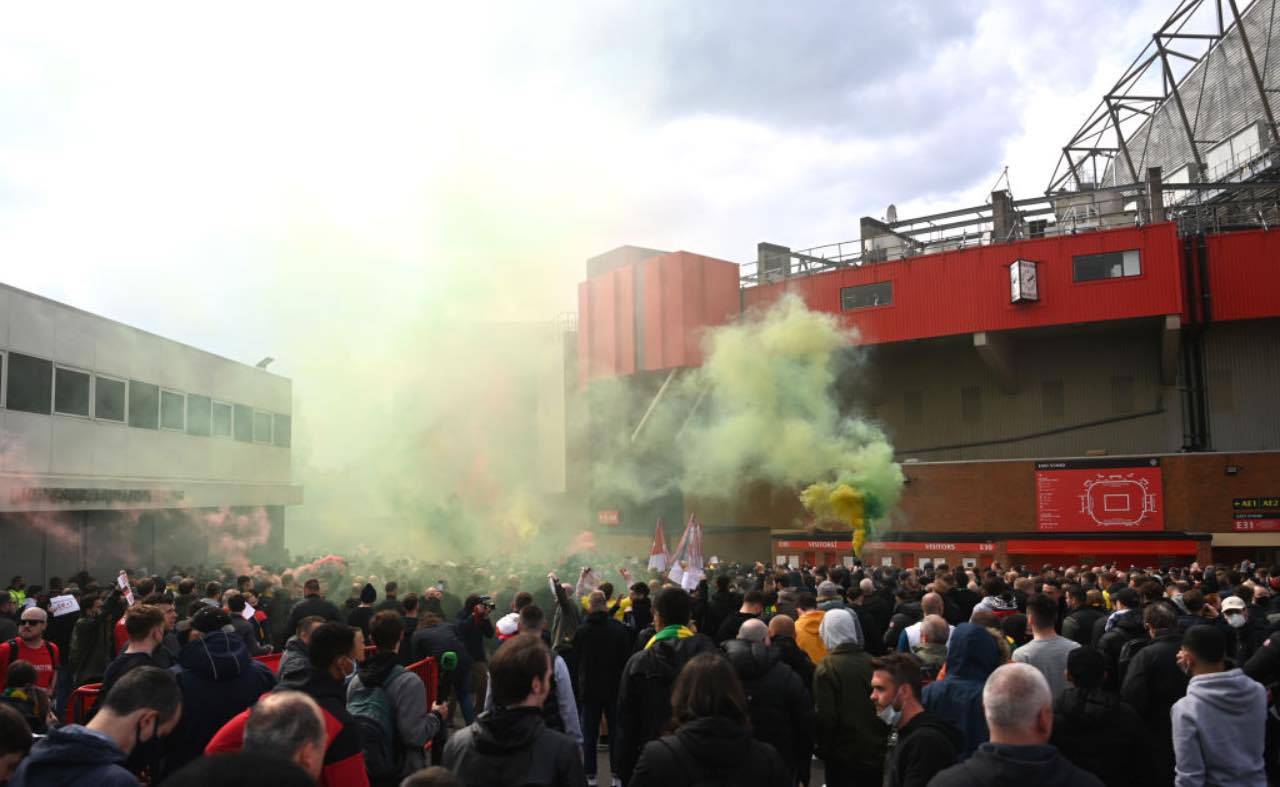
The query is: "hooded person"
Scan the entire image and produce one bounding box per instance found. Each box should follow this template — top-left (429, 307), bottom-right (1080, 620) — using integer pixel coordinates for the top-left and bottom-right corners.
top-left (921, 623), bottom-right (1001, 759)
top-left (163, 606), bottom-right (277, 775)
top-left (813, 608), bottom-right (886, 787)
top-left (721, 619), bottom-right (814, 786)
top-left (443, 633), bottom-right (585, 787)
top-left (1171, 624), bottom-right (1267, 787)
top-left (614, 587), bottom-right (717, 785)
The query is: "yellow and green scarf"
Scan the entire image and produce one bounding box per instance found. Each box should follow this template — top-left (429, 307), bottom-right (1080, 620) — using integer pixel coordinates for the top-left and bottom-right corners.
top-left (644, 624), bottom-right (695, 649)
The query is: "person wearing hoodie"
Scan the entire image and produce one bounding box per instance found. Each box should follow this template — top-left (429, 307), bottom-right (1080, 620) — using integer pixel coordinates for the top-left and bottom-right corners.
top-left (1051, 647), bottom-right (1153, 787)
top-left (163, 606), bottom-right (277, 775)
top-left (10, 666), bottom-right (182, 787)
top-left (929, 662), bottom-right (1103, 787)
top-left (1121, 602), bottom-right (1188, 783)
top-left (572, 591), bottom-right (635, 786)
top-left (813, 607), bottom-right (886, 787)
top-left (628, 652), bottom-right (789, 787)
top-left (279, 615), bottom-right (325, 687)
top-left (1171, 624), bottom-right (1267, 787)
top-left (722, 619), bottom-right (814, 786)
top-left (794, 592), bottom-right (827, 664)
top-left (871, 652), bottom-right (962, 787)
top-left (921, 622), bottom-right (1001, 759)
top-left (347, 611), bottom-right (447, 784)
top-left (203, 621), bottom-right (372, 787)
top-left (443, 633), bottom-right (586, 787)
top-left (970, 577), bottom-right (1019, 622)
top-left (614, 586), bottom-right (717, 786)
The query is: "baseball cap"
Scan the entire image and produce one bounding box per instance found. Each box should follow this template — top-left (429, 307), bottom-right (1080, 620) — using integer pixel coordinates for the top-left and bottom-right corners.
top-left (1221, 596), bottom-right (1247, 612)
top-left (496, 612), bottom-right (520, 640)
top-left (817, 581), bottom-right (840, 599)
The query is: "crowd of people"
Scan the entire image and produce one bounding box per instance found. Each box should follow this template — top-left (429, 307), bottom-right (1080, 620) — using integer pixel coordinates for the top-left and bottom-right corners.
top-left (0, 555), bottom-right (1278, 787)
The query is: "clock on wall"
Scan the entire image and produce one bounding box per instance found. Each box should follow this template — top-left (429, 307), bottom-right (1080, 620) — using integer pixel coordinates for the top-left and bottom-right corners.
top-left (1009, 259), bottom-right (1039, 304)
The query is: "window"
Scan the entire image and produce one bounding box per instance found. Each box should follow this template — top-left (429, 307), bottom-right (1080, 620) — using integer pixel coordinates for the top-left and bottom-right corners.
top-left (253, 411), bottom-right (272, 443)
top-left (840, 281), bottom-right (893, 310)
top-left (160, 390), bottom-right (185, 431)
top-left (903, 391), bottom-right (923, 425)
top-left (1073, 250), bottom-right (1141, 282)
top-left (273, 414), bottom-right (292, 448)
top-left (54, 367), bottom-right (91, 417)
top-left (1111, 376), bottom-right (1135, 414)
top-left (187, 394), bottom-right (211, 436)
top-left (1042, 380), bottom-right (1064, 419)
top-left (128, 381), bottom-right (159, 429)
top-left (961, 386), bottom-right (982, 423)
top-left (211, 401), bottom-right (233, 438)
top-left (5, 353), bottom-right (52, 414)
top-left (94, 375), bottom-right (126, 422)
top-left (233, 404), bottom-right (253, 442)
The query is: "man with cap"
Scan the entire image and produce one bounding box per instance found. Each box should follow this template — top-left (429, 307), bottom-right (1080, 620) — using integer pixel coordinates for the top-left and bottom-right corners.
top-left (163, 605), bottom-right (276, 776)
top-left (1220, 594), bottom-right (1261, 662)
top-left (346, 583), bottom-right (378, 640)
top-left (1172, 624), bottom-right (1267, 786)
top-left (0, 607), bottom-right (58, 696)
top-left (816, 581), bottom-right (846, 612)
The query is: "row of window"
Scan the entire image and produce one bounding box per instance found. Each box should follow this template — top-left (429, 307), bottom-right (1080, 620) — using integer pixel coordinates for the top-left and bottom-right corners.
top-left (891, 377), bottom-right (1139, 426)
top-left (0, 350), bottom-right (291, 447)
top-left (838, 249), bottom-right (1143, 311)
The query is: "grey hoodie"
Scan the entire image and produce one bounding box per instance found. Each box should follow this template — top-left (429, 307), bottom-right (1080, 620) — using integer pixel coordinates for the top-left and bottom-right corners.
top-left (1171, 668), bottom-right (1267, 787)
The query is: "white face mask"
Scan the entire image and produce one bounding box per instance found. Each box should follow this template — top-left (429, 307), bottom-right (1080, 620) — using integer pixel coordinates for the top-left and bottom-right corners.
top-left (878, 704), bottom-right (901, 728)
top-left (1227, 613), bottom-right (1248, 629)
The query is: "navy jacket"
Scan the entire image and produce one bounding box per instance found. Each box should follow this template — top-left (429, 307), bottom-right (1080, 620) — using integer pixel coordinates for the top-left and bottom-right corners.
top-left (164, 629), bottom-right (276, 775)
top-left (921, 623), bottom-right (1000, 760)
top-left (10, 724), bottom-right (137, 787)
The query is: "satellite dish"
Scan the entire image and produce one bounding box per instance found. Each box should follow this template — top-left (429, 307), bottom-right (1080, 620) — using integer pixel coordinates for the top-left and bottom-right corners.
top-left (886, 204), bottom-right (898, 223)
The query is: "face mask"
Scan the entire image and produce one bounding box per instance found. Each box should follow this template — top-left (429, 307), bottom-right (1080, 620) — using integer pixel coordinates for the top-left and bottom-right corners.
top-left (878, 704), bottom-right (901, 728)
top-left (1228, 613), bottom-right (1247, 629)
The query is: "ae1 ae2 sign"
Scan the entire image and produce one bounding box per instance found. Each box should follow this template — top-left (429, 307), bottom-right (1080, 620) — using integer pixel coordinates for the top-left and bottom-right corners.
top-left (1035, 457), bottom-right (1163, 532)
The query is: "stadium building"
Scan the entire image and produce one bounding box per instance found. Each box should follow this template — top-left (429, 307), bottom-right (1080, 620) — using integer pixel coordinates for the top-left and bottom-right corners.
top-left (577, 0), bottom-right (1280, 569)
top-left (0, 283), bottom-right (300, 582)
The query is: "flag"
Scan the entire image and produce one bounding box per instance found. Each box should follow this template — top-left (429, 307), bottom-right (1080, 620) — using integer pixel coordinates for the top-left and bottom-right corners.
top-left (647, 519), bottom-right (669, 572)
top-left (667, 515), bottom-right (693, 585)
top-left (682, 516), bottom-right (705, 590)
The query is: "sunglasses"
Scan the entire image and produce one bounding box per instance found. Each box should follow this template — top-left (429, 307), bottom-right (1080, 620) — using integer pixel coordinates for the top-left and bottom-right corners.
top-left (19, 620), bottom-right (42, 626)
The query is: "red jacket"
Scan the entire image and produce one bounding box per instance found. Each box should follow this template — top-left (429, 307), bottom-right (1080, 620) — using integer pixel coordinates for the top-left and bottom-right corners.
top-left (205, 673), bottom-right (369, 787)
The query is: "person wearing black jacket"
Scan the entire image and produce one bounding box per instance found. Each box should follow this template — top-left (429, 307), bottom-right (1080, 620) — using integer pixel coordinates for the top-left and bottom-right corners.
top-left (767, 615), bottom-right (815, 695)
top-left (411, 611), bottom-right (473, 720)
top-left (572, 591), bottom-right (635, 786)
top-left (615, 587), bottom-right (717, 786)
top-left (714, 590), bottom-right (764, 644)
top-left (284, 580), bottom-right (343, 642)
top-left (629, 652), bottom-right (789, 787)
top-left (1052, 647), bottom-right (1153, 787)
top-left (1119, 602), bottom-right (1187, 786)
top-left (456, 594), bottom-right (496, 726)
top-left (1061, 586), bottom-right (1106, 647)
top-left (871, 653), bottom-right (961, 787)
top-left (704, 576), bottom-right (741, 644)
top-left (722, 620), bottom-right (814, 785)
top-left (1092, 588), bottom-right (1146, 690)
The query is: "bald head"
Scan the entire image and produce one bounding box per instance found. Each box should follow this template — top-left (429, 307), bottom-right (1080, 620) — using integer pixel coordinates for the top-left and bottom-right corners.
top-left (921, 592), bottom-right (944, 616)
top-left (859, 578), bottom-right (874, 594)
top-left (244, 690), bottom-right (327, 779)
top-left (738, 618), bottom-right (769, 644)
top-left (768, 615), bottom-right (796, 639)
top-left (983, 663), bottom-right (1053, 744)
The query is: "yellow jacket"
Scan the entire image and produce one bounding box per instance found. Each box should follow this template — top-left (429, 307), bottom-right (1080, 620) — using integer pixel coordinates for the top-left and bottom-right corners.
top-left (796, 610), bottom-right (828, 664)
top-left (580, 594), bottom-right (631, 622)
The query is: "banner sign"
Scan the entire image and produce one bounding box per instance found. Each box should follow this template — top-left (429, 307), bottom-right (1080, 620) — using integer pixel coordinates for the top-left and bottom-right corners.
top-left (775, 540), bottom-right (853, 550)
top-left (863, 541), bottom-right (996, 553)
top-left (596, 509), bottom-right (620, 526)
top-left (49, 594), bottom-right (80, 617)
top-left (1233, 497), bottom-right (1280, 531)
top-left (1036, 458), bottom-right (1163, 532)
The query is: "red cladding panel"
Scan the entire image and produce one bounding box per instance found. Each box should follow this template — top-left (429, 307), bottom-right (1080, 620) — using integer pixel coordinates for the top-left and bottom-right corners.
top-left (743, 223), bottom-right (1185, 344)
top-left (1206, 228), bottom-right (1280, 322)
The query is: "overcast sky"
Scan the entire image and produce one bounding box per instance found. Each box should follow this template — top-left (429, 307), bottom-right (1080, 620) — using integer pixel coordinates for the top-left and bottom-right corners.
top-left (1, 1), bottom-right (1177, 378)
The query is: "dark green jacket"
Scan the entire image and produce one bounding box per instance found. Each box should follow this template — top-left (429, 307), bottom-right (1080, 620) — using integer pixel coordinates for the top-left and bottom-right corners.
top-left (813, 641), bottom-right (887, 769)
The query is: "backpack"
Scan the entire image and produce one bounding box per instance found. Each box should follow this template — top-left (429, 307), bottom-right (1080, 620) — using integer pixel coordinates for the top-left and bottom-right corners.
top-left (347, 666), bottom-right (405, 783)
top-left (1116, 637), bottom-right (1151, 683)
top-left (5, 639), bottom-right (58, 673)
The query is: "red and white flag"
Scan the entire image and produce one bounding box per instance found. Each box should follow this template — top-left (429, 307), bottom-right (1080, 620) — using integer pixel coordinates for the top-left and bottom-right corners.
top-left (682, 515), bottom-right (705, 590)
top-left (648, 519), bottom-right (669, 572)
